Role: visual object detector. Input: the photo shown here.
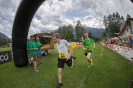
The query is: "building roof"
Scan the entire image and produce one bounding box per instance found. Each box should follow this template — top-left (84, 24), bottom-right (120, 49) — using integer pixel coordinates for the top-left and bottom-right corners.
top-left (119, 18), bottom-right (133, 36)
top-left (30, 33), bottom-right (52, 37)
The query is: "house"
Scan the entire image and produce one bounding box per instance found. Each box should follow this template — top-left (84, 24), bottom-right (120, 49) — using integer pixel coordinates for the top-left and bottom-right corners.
top-left (119, 18), bottom-right (133, 41)
top-left (30, 33), bottom-right (54, 55)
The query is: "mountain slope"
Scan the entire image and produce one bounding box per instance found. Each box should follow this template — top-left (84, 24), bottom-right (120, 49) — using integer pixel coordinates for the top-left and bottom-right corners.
top-left (85, 27), bottom-right (104, 38)
top-left (40, 27), bottom-right (105, 38)
top-left (0, 32), bottom-right (9, 40)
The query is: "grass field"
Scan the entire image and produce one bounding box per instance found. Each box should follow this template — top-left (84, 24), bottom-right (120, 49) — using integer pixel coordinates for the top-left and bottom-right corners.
top-left (0, 47), bottom-right (12, 52)
top-left (0, 44), bottom-right (133, 88)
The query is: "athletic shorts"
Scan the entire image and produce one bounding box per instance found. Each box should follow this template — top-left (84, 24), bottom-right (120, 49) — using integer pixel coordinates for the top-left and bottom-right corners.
top-left (28, 54), bottom-right (32, 59)
top-left (37, 50), bottom-right (42, 57)
top-left (85, 51), bottom-right (92, 56)
top-left (57, 58), bottom-right (72, 68)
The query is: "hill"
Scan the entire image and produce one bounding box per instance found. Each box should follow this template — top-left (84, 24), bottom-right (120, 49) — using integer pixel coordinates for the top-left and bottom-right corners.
top-left (0, 32), bottom-right (9, 40)
top-left (85, 27), bottom-right (104, 38)
top-left (40, 27), bottom-right (105, 38)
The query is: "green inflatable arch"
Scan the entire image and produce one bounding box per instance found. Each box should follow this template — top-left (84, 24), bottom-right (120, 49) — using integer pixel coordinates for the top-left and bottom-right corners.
top-left (12, 0), bottom-right (45, 67)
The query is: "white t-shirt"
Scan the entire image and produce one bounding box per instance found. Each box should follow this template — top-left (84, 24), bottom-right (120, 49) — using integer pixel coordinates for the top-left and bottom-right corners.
top-left (57, 39), bottom-right (70, 57)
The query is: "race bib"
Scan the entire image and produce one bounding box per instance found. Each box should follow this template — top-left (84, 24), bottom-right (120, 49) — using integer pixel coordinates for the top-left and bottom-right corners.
top-left (59, 53), bottom-right (66, 59)
top-left (86, 46), bottom-right (90, 50)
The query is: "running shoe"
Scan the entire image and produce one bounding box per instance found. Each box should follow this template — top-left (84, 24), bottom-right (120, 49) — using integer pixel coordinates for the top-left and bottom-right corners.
top-left (88, 60), bottom-right (93, 67)
top-left (35, 68), bottom-right (39, 72)
top-left (56, 83), bottom-right (62, 88)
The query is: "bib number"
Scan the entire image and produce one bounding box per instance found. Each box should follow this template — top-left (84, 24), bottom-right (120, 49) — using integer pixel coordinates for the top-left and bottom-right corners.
top-left (86, 46), bottom-right (90, 50)
top-left (59, 53), bottom-right (66, 59)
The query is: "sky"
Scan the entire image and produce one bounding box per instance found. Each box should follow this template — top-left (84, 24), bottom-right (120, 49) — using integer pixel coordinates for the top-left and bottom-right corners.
top-left (0, 0), bottom-right (133, 38)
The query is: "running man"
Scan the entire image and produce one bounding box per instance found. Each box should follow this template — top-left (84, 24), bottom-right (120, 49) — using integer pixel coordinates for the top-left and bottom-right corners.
top-left (29, 37), bottom-right (39, 72)
top-left (26, 38), bottom-right (33, 66)
top-left (36, 37), bottom-right (42, 65)
top-left (82, 31), bottom-right (95, 67)
top-left (52, 33), bottom-right (74, 88)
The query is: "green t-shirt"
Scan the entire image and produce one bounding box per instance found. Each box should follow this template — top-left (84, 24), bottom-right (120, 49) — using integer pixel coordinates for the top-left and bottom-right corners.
top-left (36, 41), bottom-right (41, 50)
top-left (82, 38), bottom-right (94, 53)
top-left (118, 39), bottom-right (123, 46)
top-left (29, 42), bottom-right (37, 55)
top-left (26, 42), bottom-right (31, 54)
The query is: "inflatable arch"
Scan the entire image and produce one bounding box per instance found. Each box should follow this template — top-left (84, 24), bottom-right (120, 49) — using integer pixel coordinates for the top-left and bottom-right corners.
top-left (12, 0), bottom-right (45, 67)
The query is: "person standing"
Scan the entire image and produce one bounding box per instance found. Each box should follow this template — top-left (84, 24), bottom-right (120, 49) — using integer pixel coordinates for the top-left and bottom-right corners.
top-left (36, 37), bottom-right (42, 65)
top-left (52, 33), bottom-right (74, 88)
top-left (29, 37), bottom-right (39, 72)
top-left (82, 31), bottom-right (95, 67)
top-left (129, 35), bottom-right (133, 49)
top-left (118, 38), bottom-right (123, 46)
top-left (26, 38), bottom-right (33, 66)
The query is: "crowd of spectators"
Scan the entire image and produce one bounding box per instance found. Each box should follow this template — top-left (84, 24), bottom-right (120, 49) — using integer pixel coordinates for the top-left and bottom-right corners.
top-left (102, 35), bottom-right (133, 49)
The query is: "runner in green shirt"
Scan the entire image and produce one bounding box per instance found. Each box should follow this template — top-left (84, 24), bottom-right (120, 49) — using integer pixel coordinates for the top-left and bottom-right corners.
top-left (29, 37), bottom-right (39, 72)
top-left (82, 31), bottom-right (95, 67)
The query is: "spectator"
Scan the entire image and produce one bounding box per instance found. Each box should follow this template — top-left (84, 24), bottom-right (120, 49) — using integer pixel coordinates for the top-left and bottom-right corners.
top-left (118, 38), bottom-right (123, 46)
top-left (26, 38), bottom-right (33, 66)
top-left (36, 37), bottom-right (42, 65)
top-left (122, 39), bottom-right (127, 47)
top-left (29, 37), bottom-right (39, 72)
top-left (128, 35), bottom-right (133, 49)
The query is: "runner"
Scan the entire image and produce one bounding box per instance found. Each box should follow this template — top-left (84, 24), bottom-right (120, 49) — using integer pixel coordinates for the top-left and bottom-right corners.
top-left (82, 31), bottom-right (95, 67)
top-left (29, 37), bottom-right (39, 72)
top-left (52, 33), bottom-right (75, 88)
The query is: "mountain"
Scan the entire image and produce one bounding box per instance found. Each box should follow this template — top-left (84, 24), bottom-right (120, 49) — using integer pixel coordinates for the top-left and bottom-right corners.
top-left (41, 30), bottom-right (52, 33)
top-left (41, 27), bottom-right (105, 38)
top-left (0, 32), bottom-right (9, 40)
top-left (85, 27), bottom-right (105, 38)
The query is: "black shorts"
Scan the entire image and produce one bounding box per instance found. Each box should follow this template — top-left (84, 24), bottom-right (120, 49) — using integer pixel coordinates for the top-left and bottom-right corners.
top-left (85, 51), bottom-right (92, 56)
top-left (58, 58), bottom-right (72, 68)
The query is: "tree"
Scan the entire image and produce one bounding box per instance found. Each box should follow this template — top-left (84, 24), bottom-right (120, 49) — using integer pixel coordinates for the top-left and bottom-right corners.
top-left (75, 20), bottom-right (86, 41)
top-left (7, 38), bottom-right (11, 43)
top-left (103, 12), bottom-right (125, 37)
top-left (127, 14), bottom-right (131, 18)
top-left (3, 39), bottom-right (7, 44)
top-left (66, 24), bottom-right (74, 42)
top-left (88, 31), bottom-right (93, 38)
top-left (101, 31), bottom-right (107, 38)
top-left (54, 24), bottom-right (75, 42)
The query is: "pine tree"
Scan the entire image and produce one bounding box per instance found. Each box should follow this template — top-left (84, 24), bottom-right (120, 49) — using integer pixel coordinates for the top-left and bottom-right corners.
top-left (75, 20), bottom-right (86, 41)
top-left (103, 12), bottom-right (125, 37)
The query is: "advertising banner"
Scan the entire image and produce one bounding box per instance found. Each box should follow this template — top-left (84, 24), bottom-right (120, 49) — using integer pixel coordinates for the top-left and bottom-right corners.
top-left (0, 51), bottom-right (12, 64)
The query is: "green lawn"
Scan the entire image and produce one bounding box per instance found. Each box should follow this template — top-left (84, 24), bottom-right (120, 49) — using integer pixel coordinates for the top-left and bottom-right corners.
top-left (0, 47), bottom-right (12, 52)
top-left (0, 44), bottom-right (133, 88)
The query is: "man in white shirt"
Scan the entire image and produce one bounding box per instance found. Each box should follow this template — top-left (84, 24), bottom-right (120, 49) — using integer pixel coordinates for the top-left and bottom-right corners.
top-left (52, 33), bottom-right (74, 88)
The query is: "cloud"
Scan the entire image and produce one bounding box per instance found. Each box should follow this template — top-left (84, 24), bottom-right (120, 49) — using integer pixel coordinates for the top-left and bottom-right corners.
top-left (0, 0), bottom-right (133, 38)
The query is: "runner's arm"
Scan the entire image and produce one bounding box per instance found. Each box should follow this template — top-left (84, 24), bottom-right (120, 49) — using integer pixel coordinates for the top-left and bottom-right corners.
top-left (64, 40), bottom-right (73, 60)
top-left (69, 44), bottom-right (73, 56)
top-left (81, 41), bottom-right (86, 50)
top-left (67, 44), bottom-right (73, 60)
top-left (30, 48), bottom-right (38, 50)
top-left (82, 46), bottom-right (86, 50)
top-left (27, 48), bottom-right (30, 50)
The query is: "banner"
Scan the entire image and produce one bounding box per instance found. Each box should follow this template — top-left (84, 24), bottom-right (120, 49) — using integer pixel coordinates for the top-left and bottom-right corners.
top-left (0, 50), bottom-right (12, 64)
top-left (106, 44), bottom-right (133, 61)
